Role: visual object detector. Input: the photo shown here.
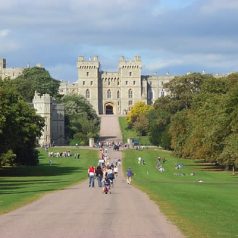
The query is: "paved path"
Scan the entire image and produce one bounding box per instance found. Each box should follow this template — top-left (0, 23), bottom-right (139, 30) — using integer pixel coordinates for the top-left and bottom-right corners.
top-left (0, 116), bottom-right (184, 238)
top-left (99, 115), bottom-right (122, 142)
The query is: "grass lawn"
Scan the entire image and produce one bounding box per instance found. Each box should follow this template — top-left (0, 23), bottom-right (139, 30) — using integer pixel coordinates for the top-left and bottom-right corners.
top-left (0, 147), bottom-right (98, 214)
top-left (118, 117), bottom-right (150, 145)
top-left (122, 149), bottom-right (238, 238)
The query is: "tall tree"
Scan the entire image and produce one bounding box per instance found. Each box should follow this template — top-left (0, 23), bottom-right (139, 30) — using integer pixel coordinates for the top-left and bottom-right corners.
top-left (61, 95), bottom-right (100, 145)
top-left (9, 67), bottom-right (60, 102)
top-left (0, 84), bottom-right (44, 166)
top-left (126, 101), bottom-right (152, 127)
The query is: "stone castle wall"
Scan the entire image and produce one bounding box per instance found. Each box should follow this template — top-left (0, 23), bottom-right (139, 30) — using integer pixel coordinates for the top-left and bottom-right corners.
top-left (32, 92), bottom-right (65, 147)
top-left (59, 56), bottom-right (175, 115)
top-left (0, 58), bottom-right (24, 80)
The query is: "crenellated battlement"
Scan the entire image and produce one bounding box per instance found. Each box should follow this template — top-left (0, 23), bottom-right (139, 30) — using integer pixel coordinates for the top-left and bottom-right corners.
top-left (118, 56), bottom-right (142, 69)
top-left (77, 56), bottom-right (100, 69)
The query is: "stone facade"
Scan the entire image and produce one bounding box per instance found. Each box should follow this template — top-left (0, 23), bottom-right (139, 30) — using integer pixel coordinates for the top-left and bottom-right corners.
top-left (59, 56), bottom-right (174, 115)
top-left (32, 92), bottom-right (65, 147)
top-left (0, 58), bottom-right (24, 80)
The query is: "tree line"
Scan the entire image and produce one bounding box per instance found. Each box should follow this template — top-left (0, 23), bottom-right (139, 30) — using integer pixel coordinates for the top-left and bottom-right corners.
top-left (0, 67), bottom-right (99, 166)
top-left (127, 73), bottom-right (238, 170)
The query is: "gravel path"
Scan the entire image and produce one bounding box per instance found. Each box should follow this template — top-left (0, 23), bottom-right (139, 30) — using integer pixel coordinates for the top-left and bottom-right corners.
top-left (0, 115), bottom-right (184, 238)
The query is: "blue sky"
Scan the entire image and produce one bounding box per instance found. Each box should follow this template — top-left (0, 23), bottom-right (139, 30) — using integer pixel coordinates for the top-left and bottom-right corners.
top-left (0, 0), bottom-right (238, 82)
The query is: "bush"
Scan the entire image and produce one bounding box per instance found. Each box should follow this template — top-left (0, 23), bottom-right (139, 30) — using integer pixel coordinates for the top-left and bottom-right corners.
top-left (0, 150), bottom-right (16, 167)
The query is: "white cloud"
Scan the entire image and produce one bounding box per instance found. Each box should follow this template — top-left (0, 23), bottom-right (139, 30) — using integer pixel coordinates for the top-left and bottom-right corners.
top-left (201, 0), bottom-right (238, 13)
top-left (146, 59), bottom-right (184, 71)
top-left (0, 0), bottom-right (238, 80)
top-left (0, 29), bottom-right (10, 37)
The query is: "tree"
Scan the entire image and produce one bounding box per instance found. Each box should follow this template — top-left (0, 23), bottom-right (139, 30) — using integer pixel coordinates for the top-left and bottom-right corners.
top-left (134, 113), bottom-right (149, 136)
top-left (0, 85), bottom-right (44, 166)
top-left (61, 95), bottom-right (100, 145)
top-left (126, 101), bottom-right (152, 128)
top-left (9, 67), bottom-right (60, 102)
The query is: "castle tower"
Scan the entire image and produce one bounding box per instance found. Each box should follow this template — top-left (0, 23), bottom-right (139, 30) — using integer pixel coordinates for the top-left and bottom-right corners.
top-left (32, 92), bottom-right (52, 146)
top-left (0, 58), bottom-right (6, 69)
top-left (77, 56), bottom-right (100, 114)
top-left (32, 92), bottom-right (65, 146)
top-left (0, 58), bottom-right (6, 79)
top-left (118, 56), bottom-right (144, 114)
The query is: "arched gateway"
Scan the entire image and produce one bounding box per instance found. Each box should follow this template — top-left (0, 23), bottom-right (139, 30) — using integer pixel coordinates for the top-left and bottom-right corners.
top-left (105, 103), bottom-right (114, 114)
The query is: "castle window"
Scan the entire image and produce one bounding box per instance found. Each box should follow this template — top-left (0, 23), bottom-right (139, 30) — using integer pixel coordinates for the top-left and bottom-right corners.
top-left (117, 90), bottom-right (120, 99)
top-left (86, 89), bottom-right (90, 98)
top-left (90, 81), bottom-right (93, 86)
top-left (86, 72), bottom-right (89, 76)
top-left (108, 80), bottom-right (110, 86)
top-left (117, 80), bottom-right (120, 85)
top-left (129, 72), bottom-right (132, 76)
top-left (128, 89), bottom-right (133, 98)
top-left (133, 81), bottom-right (136, 85)
top-left (83, 81), bottom-right (85, 85)
top-left (128, 100), bottom-right (133, 106)
top-left (107, 89), bottom-right (111, 99)
top-left (125, 81), bottom-right (128, 85)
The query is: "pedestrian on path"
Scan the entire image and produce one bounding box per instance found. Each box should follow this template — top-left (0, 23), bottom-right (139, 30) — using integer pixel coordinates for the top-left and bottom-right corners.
top-left (95, 166), bottom-right (103, 187)
top-left (126, 168), bottom-right (133, 185)
top-left (88, 166), bottom-right (95, 187)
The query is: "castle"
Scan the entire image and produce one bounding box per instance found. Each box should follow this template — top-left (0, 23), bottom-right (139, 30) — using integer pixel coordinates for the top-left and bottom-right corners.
top-left (32, 92), bottom-right (65, 147)
top-left (59, 56), bottom-right (174, 115)
top-left (0, 58), bottom-right (24, 79)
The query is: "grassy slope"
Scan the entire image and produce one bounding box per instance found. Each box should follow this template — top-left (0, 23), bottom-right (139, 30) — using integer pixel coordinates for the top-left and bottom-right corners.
top-left (123, 149), bottom-right (238, 238)
top-left (118, 117), bottom-right (150, 145)
top-left (0, 147), bottom-right (98, 214)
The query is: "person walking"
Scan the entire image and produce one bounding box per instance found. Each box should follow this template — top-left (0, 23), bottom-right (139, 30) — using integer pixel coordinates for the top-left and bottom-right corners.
top-left (126, 168), bottom-right (133, 185)
top-left (88, 166), bottom-right (95, 187)
top-left (95, 166), bottom-right (103, 187)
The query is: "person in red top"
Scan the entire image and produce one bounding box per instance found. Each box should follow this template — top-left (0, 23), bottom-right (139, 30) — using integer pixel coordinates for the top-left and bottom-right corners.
top-left (88, 166), bottom-right (95, 187)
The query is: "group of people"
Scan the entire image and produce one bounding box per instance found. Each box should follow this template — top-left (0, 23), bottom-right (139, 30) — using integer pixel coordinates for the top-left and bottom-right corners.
top-left (87, 163), bottom-right (118, 194)
top-left (48, 151), bottom-right (72, 158)
top-left (88, 143), bottom-right (135, 193)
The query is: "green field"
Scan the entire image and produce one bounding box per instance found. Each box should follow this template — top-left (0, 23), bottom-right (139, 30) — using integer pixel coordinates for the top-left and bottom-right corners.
top-left (0, 147), bottom-right (98, 214)
top-left (122, 149), bottom-right (238, 238)
top-left (118, 117), bottom-right (150, 145)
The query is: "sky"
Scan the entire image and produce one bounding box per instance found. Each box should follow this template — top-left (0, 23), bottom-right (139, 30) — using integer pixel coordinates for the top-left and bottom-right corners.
top-left (0, 0), bottom-right (238, 82)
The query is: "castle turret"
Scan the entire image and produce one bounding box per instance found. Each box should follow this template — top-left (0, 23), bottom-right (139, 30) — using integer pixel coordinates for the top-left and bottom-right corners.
top-left (32, 92), bottom-right (65, 146)
top-left (33, 92), bottom-right (52, 146)
top-left (0, 58), bottom-right (6, 79)
top-left (118, 56), bottom-right (143, 113)
top-left (77, 56), bottom-right (100, 114)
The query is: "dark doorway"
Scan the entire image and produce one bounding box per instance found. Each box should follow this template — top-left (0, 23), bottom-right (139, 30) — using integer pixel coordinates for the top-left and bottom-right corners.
top-left (105, 105), bottom-right (113, 114)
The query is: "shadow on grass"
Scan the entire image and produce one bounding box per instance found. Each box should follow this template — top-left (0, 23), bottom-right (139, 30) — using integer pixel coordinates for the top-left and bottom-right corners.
top-left (0, 165), bottom-right (85, 195)
top-left (186, 162), bottom-right (225, 172)
top-left (0, 164), bottom-right (83, 177)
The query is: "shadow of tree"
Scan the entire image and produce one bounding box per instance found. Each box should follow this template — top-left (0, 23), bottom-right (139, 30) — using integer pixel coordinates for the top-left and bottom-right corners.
top-left (0, 165), bottom-right (83, 177)
top-left (0, 165), bottom-right (85, 195)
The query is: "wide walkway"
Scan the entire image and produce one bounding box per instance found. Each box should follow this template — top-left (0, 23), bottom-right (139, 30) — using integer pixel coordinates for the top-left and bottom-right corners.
top-left (0, 116), bottom-right (184, 238)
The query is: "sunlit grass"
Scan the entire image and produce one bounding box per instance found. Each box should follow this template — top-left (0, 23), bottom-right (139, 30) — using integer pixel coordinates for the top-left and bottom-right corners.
top-left (123, 149), bottom-right (238, 238)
